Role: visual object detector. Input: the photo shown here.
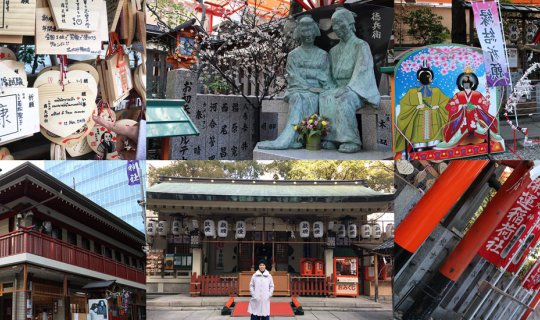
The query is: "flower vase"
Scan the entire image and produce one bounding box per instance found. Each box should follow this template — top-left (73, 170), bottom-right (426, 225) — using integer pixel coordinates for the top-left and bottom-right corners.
top-left (306, 133), bottom-right (321, 151)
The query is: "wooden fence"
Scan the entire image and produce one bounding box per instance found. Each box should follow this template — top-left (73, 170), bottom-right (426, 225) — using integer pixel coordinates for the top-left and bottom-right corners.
top-left (290, 274), bottom-right (335, 297)
top-left (190, 273), bottom-right (238, 296)
top-left (190, 272), bottom-right (335, 297)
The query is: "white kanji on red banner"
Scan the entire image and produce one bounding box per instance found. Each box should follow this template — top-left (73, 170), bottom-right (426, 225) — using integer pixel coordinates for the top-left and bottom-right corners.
top-left (479, 178), bottom-right (540, 268)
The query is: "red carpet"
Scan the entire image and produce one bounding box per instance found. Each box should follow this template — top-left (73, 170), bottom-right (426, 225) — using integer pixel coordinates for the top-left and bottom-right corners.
top-left (231, 301), bottom-right (294, 317)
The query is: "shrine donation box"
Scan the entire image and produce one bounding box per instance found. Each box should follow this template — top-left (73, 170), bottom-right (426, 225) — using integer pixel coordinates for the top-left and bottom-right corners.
top-left (334, 257), bottom-right (359, 297)
top-left (239, 271), bottom-right (290, 296)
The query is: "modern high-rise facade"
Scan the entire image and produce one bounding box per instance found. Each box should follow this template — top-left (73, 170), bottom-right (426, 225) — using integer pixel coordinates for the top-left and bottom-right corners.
top-left (44, 161), bottom-right (146, 231)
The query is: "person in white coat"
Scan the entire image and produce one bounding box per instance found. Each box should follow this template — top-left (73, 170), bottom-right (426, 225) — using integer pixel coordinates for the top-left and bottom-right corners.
top-left (248, 260), bottom-right (274, 320)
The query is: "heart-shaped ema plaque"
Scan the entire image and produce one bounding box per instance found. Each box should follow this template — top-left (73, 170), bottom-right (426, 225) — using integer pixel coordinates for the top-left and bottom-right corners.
top-left (34, 70), bottom-right (98, 96)
top-left (0, 62), bottom-right (27, 87)
top-left (39, 83), bottom-right (97, 138)
top-left (48, 0), bottom-right (102, 32)
top-left (41, 116), bottom-right (96, 146)
top-left (69, 63), bottom-right (100, 85)
top-left (65, 136), bottom-right (94, 157)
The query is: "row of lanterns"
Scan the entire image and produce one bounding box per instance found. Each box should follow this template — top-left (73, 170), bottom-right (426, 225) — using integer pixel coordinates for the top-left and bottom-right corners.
top-left (147, 219), bottom-right (394, 239)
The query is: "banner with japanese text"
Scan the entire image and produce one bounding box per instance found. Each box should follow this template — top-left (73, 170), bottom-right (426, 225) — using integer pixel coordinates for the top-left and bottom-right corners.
top-left (127, 160), bottom-right (141, 185)
top-left (523, 259), bottom-right (540, 290)
top-left (472, 1), bottom-right (511, 87)
top-left (479, 178), bottom-right (540, 268)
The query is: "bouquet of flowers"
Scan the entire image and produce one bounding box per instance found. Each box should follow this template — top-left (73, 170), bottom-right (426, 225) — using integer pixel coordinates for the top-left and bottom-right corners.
top-left (294, 114), bottom-right (330, 142)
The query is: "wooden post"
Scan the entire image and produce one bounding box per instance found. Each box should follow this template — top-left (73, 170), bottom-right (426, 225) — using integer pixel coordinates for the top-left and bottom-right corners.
top-left (23, 264), bottom-right (27, 292)
top-left (161, 137), bottom-right (170, 160)
top-left (251, 240), bottom-right (255, 271)
top-left (63, 274), bottom-right (68, 296)
top-left (374, 254), bottom-right (378, 303)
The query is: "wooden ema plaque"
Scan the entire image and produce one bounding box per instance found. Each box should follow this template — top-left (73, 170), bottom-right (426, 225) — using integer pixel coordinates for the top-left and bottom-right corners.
top-left (39, 83), bottom-right (96, 138)
top-left (65, 136), bottom-right (92, 157)
top-left (35, 5), bottom-right (108, 55)
top-left (0, 47), bottom-right (16, 60)
top-left (87, 106), bottom-right (118, 159)
top-left (0, 0), bottom-right (36, 36)
top-left (0, 88), bottom-right (40, 146)
top-left (47, 0), bottom-right (102, 32)
top-left (34, 70), bottom-right (98, 95)
top-left (69, 63), bottom-right (99, 85)
top-left (40, 115), bottom-right (95, 146)
top-left (103, 51), bottom-right (133, 107)
top-left (106, 0), bottom-right (123, 32)
top-left (0, 62), bottom-right (27, 87)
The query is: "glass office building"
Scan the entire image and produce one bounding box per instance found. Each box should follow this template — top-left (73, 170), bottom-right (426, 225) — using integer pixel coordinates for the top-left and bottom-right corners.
top-left (44, 161), bottom-right (146, 231)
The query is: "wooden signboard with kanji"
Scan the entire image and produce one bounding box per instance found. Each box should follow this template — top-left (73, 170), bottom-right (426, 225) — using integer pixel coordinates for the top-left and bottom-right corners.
top-left (0, 88), bottom-right (40, 146)
top-left (35, 6), bottom-right (107, 55)
top-left (47, 0), bottom-right (102, 32)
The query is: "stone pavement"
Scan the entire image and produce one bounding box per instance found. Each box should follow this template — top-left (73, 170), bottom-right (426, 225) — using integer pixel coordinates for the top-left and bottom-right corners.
top-left (468, 118), bottom-right (540, 160)
top-left (147, 294), bottom-right (391, 311)
top-left (147, 309), bottom-right (392, 320)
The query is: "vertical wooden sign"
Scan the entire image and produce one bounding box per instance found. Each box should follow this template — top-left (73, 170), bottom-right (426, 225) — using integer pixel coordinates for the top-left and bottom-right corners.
top-left (0, 88), bottom-right (40, 145)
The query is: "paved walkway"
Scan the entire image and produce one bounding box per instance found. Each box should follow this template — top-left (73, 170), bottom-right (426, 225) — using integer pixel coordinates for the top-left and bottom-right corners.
top-left (147, 294), bottom-right (391, 310)
top-left (147, 309), bottom-right (392, 320)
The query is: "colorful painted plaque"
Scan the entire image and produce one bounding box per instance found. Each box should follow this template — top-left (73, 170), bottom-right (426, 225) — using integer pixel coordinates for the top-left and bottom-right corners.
top-left (393, 44), bottom-right (505, 160)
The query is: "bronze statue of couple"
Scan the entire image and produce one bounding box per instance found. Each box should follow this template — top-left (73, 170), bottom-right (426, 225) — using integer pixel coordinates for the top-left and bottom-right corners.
top-left (258, 7), bottom-right (380, 153)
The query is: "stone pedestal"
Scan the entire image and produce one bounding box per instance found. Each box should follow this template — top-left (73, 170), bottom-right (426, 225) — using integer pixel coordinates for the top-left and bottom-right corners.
top-left (259, 96), bottom-right (392, 158)
top-left (253, 144), bottom-right (391, 160)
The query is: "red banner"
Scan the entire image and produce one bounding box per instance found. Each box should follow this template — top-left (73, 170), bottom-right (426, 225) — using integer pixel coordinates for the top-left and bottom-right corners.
top-left (479, 177), bottom-right (540, 269)
top-left (523, 259), bottom-right (540, 290)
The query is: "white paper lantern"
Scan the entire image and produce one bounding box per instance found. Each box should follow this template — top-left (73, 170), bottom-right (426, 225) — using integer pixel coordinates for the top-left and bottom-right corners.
top-left (328, 221), bottom-right (335, 231)
top-left (348, 224), bottom-right (358, 239)
top-left (157, 220), bottom-right (168, 236)
top-left (299, 221), bottom-right (310, 238)
top-left (337, 224), bottom-right (346, 238)
top-left (313, 221), bottom-right (324, 238)
top-left (172, 220), bottom-right (182, 235)
top-left (203, 220), bottom-right (216, 237)
top-left (146, 220), bottom-right (156, 236)
top-left (218, 220), bottom-right (228, 238)
top-left (372, 224), bottom-right (382, 239)
top-left (191, 219), bottom-right (199, 230)
top-left (361, 224), bottom-right (372, 239)
top-left (386, 223), bottom-right (394, 238)
top-left (236, 221), bottom-right (246, 239)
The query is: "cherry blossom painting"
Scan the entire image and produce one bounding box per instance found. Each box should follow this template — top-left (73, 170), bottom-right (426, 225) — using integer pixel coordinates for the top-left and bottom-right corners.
top-left (393, 44), bottom-right (505, 160)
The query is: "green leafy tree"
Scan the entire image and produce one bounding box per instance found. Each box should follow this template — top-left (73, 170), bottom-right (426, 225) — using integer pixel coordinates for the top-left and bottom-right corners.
top-left (147, 0), bottom-right (191, 31)
top-left (266, 160), bottom-right (394, 192)
top-left (148, 160), bottom-right (267, 185)
top-left (149, 161), bottom-right (394, 192)
top-left (403, 8), bottom-right (450, 45)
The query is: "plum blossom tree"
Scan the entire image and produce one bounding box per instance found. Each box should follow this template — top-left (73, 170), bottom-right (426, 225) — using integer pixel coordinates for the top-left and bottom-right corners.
top-left (198, 0), bottom-right (294, 111)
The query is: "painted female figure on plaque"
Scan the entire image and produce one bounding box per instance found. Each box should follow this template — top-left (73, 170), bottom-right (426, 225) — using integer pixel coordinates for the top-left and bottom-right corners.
top-left (258, 16), bottom-right (331, 150)
top-left (435, 69), bottom-right (503, 149)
